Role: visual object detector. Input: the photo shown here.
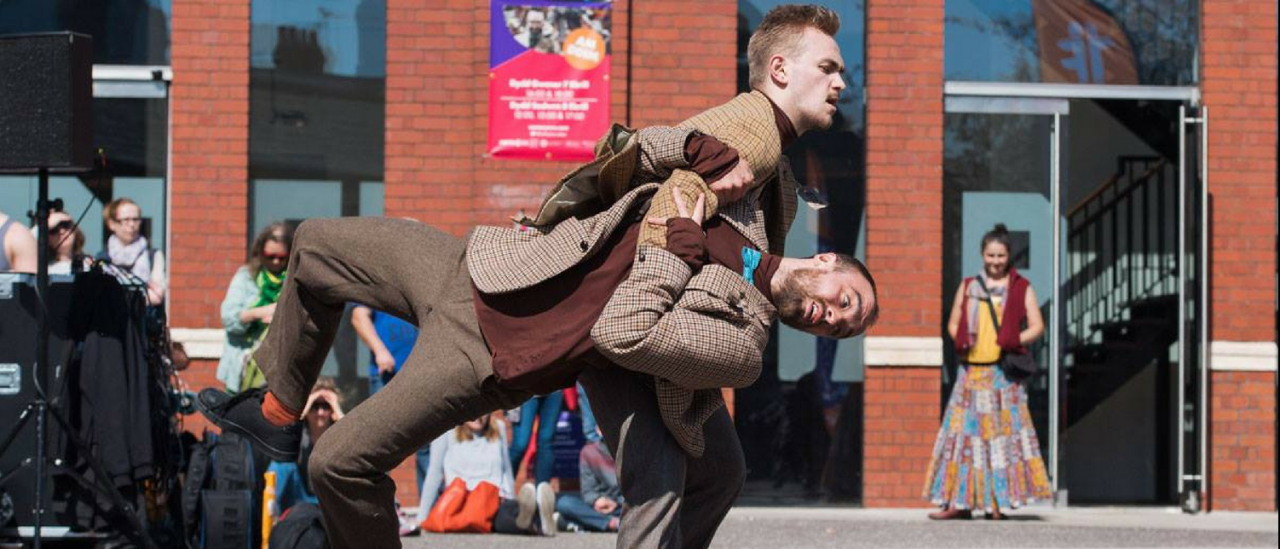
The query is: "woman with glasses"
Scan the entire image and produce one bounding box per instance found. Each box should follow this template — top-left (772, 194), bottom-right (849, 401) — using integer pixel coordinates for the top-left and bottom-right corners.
top-left (218, 222), bottom-right (293, 393)
top-left (100, 198), bottom-right (166, 305)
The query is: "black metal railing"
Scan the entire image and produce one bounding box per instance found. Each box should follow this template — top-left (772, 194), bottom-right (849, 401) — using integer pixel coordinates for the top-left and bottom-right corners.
top-left (1066, 155), bottom-right (1177, 348)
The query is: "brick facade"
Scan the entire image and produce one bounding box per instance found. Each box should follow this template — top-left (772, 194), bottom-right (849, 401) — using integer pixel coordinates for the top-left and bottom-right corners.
top-left (861, 0), bottom-right (945, 508)
top-left (1210, 371), bottom-right (1276, 511)
top-left (862, 367), bottom-right (941, 507)
top-left (383, 0), bottom-right (736, 232)
top-left (1201, 0), bottom-right (1277, 511)
top-left (169, 0), bottom-right (251, 329)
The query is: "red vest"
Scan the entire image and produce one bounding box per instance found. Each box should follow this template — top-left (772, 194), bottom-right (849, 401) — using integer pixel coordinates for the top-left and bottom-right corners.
top-left (954, 269), bottom-right (1029, 355)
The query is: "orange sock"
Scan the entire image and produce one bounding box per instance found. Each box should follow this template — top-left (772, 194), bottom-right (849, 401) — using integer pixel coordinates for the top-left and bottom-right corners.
top-left (262, 391), bottom-right (300, 427)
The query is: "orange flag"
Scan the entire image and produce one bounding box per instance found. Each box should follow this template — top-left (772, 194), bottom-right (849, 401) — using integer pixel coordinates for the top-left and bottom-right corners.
top-left (1033, 0), bottom-right (1138, 84)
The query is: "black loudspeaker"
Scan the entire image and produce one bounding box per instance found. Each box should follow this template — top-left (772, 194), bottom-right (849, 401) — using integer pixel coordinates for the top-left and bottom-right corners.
top-left (0, 274), bottom-right (75, 531)
top-left (0, 32), bottom-right (93, 173)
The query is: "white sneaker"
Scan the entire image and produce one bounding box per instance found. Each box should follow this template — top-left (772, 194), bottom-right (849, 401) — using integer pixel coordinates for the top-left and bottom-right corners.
top-left (515, 483), bottom-right (537, 531)
top-left (536, 482), bottom-right (557, 537)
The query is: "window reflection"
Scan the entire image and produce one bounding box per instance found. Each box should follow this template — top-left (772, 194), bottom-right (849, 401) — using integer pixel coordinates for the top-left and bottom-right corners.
top-left (735, 0), bottom-right (866, 503)
top-left (249, 0), bottom-right (386, 400)
top-left (0, 0), bottom-right (171, 65)
top-left (945, 0), bottom-right (1198, 86)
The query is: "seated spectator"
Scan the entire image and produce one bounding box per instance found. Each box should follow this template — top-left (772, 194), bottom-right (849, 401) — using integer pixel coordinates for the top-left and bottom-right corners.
top-left (219, 222), bottom-right (292, 393)
top-left (555, 432), bottom-right (622, 533)
top-left (99, 198), bottom-right (165, 305)
top-left (42, 210), bottom-right (91, 274)
top-left (508, 390), bottom-right (563, 486)
top-left (415, 414), bottom-right (555, 537)
top-left (1, 209), bottom-right (38, 272)
top-left (268, 377), bottom-right (344, 513)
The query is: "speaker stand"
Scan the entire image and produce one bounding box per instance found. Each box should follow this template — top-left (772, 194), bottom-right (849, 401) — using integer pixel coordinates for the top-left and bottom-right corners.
top-left (0, 168), bottom-right (156, 549)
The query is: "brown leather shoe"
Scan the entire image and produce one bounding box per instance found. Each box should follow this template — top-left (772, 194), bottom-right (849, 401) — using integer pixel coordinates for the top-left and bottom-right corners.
top-left (927, 508), bottom-right (973, 520)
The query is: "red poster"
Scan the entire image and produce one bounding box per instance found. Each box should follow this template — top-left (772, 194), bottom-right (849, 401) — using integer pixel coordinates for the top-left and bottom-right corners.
top-left (489, 2), bottom-right (612, 160)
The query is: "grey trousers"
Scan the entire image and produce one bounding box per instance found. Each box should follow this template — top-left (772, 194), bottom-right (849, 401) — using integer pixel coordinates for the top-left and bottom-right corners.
top-left (253, 218), bottom-right (529, 549)
top-left (578, 367), bottom-right (746, 549)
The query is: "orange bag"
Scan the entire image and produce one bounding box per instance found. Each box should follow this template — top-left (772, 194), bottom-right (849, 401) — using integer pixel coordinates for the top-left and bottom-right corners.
top-left (421, 478), bottom-right (500, 533)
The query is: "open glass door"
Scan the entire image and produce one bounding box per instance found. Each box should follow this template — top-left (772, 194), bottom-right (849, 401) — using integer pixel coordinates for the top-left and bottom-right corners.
top-left (942, 96), bottom-right (1066, 498)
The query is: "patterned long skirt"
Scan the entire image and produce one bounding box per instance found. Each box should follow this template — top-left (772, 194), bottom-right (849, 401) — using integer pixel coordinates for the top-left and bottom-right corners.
top-left (922, 364), bottom-right (1052, 511)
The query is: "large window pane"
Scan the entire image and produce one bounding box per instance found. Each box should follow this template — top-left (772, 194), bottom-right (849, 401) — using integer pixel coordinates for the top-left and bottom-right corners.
top-left (945, 0), bottom-right (1198, 86)
top-left (249, 0), bottom-right (386, 400)
top-left (735, 0), bottom-right (866, 503)
top-left (0, 0), bottom-right (171, 65)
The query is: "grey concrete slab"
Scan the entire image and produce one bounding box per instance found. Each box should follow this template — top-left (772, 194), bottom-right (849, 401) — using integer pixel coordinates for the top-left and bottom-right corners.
top-left (400, 507), bottom-right (1278, 548)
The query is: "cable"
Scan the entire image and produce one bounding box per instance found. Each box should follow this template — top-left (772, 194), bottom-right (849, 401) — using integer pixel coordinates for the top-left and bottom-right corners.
top-left (49, 148), bottom-right (107, 255)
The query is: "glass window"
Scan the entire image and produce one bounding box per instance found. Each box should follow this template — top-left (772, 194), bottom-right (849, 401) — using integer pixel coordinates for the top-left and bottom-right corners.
top-left (735, 0), bottom-right (866, 503)
top-left (0, 0), bottom-right (171, 65)
top-left (1, 96), bottom-right (169, 258)
top-left (249, 0), bottom-right (386, 400)
top-left (945, 0), bottom-right (1198, 86)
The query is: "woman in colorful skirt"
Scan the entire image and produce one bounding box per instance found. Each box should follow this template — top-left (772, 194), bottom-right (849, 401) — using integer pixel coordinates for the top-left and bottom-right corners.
top-left (924, 223), bottom-right (1052, 520)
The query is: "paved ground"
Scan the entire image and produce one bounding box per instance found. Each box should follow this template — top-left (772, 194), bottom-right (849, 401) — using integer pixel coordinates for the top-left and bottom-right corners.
top-left (402, 506), bottom-right (1278, 548)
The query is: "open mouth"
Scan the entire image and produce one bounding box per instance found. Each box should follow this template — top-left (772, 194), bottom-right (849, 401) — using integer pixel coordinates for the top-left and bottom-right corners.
top-left (807, 301), bottom-right (823, 324)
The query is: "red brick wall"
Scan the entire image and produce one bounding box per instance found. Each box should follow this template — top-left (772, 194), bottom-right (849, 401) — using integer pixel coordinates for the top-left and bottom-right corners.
top-left (1202, 0), bottom-right (1277, 343)
top-left (1209, 371), bottom-right (1276, 511)
top-left (383, 0), bottom-right (736, 231)
top-left (1201, 0), bottom-right (1277, 512)
top-left (863, 367), bottom-right (939, 507)
top-left (862, 0), bottom-right (945, 508)
top-left (169, 0), bottom-right (251, 329)
top-left (864, 0), bottom-right (944, 337)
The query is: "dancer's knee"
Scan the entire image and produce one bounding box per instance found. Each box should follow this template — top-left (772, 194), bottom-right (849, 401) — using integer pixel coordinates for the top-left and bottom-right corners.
top-left (306, 437), bottom-right (347, 494)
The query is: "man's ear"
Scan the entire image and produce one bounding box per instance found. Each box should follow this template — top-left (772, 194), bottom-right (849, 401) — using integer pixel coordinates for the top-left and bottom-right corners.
top-left (814, 252), bottom-right (838, 268)
top-left (768, 54), bottom-right (788, 86)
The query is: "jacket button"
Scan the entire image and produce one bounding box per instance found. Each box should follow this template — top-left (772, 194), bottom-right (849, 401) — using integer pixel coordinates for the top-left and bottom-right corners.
top-left (638, 251), bottom-right (646, 262)
top-left (579, 241), bottom-right (589, 252)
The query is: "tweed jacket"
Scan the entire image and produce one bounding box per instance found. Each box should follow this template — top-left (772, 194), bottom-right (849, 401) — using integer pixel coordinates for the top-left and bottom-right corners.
top-left (467, 184), bottom-right (777, 457)
top-left (638, 91), bottom-right (797, 253)
top-left (527, 91), bottom-right (799, 256)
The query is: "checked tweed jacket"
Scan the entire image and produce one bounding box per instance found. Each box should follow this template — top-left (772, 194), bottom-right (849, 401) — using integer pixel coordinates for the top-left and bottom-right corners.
top-left (467, 183), bottom-right (779, 458)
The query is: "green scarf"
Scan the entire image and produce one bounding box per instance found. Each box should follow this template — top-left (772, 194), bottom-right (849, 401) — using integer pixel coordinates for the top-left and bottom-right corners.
top-left (252, 268), bottom-right (286, 308)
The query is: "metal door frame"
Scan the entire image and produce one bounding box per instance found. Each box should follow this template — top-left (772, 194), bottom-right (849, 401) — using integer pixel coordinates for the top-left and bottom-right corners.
top-left (946, 87), bottom-right (1208, 506)
top-left (1178, 104), bottom-right (1210, 511)
top-left (944, 95), bottom-right (1066, 497)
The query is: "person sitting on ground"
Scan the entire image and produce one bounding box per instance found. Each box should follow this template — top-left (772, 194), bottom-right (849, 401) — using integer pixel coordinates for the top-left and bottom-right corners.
top-left (99, 197), bottom-right (166, 305)
top-left (414, 413), bottom-right (556, 537)
top-left (0, 209), bottom-right (38, 273)
top-left (269, 377), bottom-right (344, 513)
top-left (219, 222), bottom-right (293, 393)
top-left (554, 428), bottom-right (622, 532)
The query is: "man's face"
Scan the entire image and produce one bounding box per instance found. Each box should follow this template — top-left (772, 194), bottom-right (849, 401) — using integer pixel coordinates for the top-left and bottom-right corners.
top-left (775, 254), bottom-right (876, 338)
top-left (781, 28), bottom-right (846, 133)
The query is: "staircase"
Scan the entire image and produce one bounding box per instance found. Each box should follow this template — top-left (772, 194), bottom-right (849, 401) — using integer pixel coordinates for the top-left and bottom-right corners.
top-left (1064, 155), bottom-right (1180, 429)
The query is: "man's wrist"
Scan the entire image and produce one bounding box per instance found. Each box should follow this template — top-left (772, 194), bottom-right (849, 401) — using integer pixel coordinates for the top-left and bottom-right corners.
top-left (664, 218), bottom-right (706, 269)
